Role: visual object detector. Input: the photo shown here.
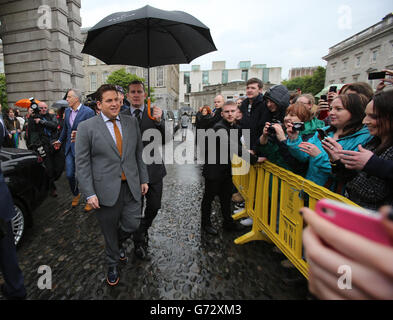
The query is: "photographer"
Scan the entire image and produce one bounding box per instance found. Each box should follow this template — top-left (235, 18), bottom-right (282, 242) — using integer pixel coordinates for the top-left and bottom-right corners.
top-left (256, 102), bottom-right (325, 177)
top-left (28, 101), bottom-right (59, 197)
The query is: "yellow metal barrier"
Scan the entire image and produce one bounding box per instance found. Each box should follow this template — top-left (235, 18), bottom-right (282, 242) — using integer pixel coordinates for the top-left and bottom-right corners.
top-left (232, 156), bottom-right (359, 279)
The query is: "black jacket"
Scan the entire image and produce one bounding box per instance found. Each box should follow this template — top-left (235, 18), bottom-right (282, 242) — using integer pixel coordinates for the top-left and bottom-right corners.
top-left (239, 94), bottom-right (270, 151)
top-left (122, 107), bottom-right (167, 184)
top-left (203, 119), bottom-right (258, 180)
top-left (263, 85), bottom-right (290, 123)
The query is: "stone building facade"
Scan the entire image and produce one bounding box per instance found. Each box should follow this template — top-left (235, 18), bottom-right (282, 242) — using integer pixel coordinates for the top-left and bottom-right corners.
top-left (288, 67), bottom-right (319, 80)
top-left (0, 0), bottom-right (84, 107)
top-left (180, 61), bottom-right (282, 108)
top-left (323, 13), bottom-right (393, 90)
top-left (81, 28), bottom-right (179, 111)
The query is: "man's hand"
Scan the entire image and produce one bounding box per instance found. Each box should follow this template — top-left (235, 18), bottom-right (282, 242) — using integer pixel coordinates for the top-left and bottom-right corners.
top-left (337, 145), bottom-right (373, 170)
top-left (272, 123), bottom-right (286, 142)
top-left (71, 130), bottom-right (77, 143)
top-left (141, 183), bottom-right (149, 196)
top-left (34, 118), bottom-right (41, 124)
top-left (153, 106), bottom-right (163, 123)
top-left (257, 157), bottom-right (267, 163)
top-left (87, 196), bottom-right (100, 210)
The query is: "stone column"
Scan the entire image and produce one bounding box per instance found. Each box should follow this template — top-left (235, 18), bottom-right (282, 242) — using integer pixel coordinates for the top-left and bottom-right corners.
top-left (0, 0), bottom-right (84, 107)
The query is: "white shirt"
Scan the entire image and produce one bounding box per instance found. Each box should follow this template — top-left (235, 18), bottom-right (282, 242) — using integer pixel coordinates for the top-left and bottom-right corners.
top-left (100, 112), bottom-right (123, 143)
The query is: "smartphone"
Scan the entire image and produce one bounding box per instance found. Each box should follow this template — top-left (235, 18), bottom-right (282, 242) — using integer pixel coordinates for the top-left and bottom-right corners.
top-left (315, 199), bottom-right (393, 246)
top-left (368, 71), bottom-right (386, 80)
top-left (329, 86), bottom-right (337, 93)
top-left (317, 128), bottom-right (327, 140)
top-left (320, 94), bottom-right (327, 101)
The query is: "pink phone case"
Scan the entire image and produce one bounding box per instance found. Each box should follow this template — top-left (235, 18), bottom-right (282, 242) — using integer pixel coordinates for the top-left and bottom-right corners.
top-left (315, 199), bottom-right (393, 246)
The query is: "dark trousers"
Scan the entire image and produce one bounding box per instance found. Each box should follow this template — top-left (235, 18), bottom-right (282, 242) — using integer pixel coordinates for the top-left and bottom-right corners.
top-left (133, 180), bottom-right (163, 246)
top-left (0, 221), bottom-right (26, 298)
top-left (65, 152), bottom-right (79, 196)
top-left (201, 175), bottom-right (233, 227)
top-left (95, 181), bottom-right (141, 267)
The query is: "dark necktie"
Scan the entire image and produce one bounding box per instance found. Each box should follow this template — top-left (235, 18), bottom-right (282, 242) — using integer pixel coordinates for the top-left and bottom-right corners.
top-left (110, 119), bottom-right (126, 181)
top-left (133, 109), bottom-right (142, 126)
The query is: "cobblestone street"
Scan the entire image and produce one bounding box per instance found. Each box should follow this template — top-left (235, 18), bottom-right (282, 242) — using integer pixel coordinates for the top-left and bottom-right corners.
top-left (0, 145), bottom-right (309, 300)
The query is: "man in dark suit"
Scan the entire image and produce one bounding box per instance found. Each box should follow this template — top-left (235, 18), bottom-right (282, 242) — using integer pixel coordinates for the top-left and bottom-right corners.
top-left (201, 101), bottom-right (265, 235)
top-left (0, 119), bottom-right (27, 299)
top-left (76, 84), bottom-right (149, 286)
top-left (53, 89), bottom-right (95, 211)
top-left (122, 80), bottom-right (167, 260)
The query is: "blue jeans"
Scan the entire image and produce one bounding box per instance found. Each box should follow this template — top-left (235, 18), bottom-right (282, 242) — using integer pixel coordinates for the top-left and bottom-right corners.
top-left (65, 152), bottom-right (79, 196)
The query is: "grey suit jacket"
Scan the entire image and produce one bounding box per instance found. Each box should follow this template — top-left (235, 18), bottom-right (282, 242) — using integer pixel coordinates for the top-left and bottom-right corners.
top-left (75, 113), bottom-right (149, 207)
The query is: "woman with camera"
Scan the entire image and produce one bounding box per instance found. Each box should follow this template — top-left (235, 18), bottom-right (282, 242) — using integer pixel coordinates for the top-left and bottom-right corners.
top-left (287, 94), bottom-right (372, 190)
top-left (322, 90), bottom-right (393, 210)
top-left (257, 102), bottom-right (325, 179)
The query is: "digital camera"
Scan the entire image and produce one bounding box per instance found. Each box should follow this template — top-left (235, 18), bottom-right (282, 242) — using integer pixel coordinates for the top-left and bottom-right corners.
top-left (268, 119), bottom-right (282, 136)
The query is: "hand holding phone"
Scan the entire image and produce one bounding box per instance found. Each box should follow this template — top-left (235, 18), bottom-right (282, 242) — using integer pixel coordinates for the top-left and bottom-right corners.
top-left (315, 199), bottom-right (393, 246)
top-left (317, 128), bottom-right (327, 141)
top-left (368, 71), bottom-right (386, 80)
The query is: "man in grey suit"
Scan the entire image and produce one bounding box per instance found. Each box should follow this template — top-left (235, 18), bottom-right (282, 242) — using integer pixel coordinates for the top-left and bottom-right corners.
top-left (75, 84), bottom-right (149, 286)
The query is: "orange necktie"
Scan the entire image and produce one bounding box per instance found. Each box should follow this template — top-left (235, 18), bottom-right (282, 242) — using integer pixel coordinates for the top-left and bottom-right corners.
top-left (110, 119), bottom-right (126, 181)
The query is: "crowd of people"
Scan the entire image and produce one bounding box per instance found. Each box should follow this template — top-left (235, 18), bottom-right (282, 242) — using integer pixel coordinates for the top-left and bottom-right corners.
top-left (1, 67), bottom-right (393, 298)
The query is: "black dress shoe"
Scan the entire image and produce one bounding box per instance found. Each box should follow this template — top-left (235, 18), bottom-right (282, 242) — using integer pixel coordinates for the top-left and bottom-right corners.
top-left (106, 266), bottom-right (119, 286)
top-left (134, 243), bottom-right (151, 261)
top-left (1, 284), bottom-right (26, 300)
top-left (202, 225), bottom-right (218, 235)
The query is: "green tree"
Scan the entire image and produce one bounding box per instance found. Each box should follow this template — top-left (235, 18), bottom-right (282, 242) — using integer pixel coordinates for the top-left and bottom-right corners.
top-left (106, 68), bottom-right (155, 102)
top-left (282, 66), bottom-right (326, 96)
top-left (0, 73), bottom-right (8, 112)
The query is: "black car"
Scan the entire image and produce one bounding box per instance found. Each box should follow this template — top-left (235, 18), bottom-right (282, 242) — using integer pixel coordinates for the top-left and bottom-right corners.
top-left (0, 148), bottom-right (49, 246)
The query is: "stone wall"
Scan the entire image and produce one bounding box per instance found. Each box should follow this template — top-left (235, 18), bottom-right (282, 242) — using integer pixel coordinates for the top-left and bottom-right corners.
top-left (0, 0), bottom-right (84, 107)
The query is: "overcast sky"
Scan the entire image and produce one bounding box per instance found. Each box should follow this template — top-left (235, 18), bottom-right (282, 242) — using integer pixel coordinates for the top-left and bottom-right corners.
top-left (80, 0), bottom-right (392, 80)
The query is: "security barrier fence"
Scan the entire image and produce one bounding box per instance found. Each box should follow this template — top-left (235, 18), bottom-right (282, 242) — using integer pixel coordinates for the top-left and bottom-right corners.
top-left (231, 155), bottom-right (359, 279)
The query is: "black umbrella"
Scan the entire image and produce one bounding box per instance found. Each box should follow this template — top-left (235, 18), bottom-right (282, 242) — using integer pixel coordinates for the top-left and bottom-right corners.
top-left (82, 5), bottom-right (217, 119)
top-left (51, 99), bottom-right (69, 110)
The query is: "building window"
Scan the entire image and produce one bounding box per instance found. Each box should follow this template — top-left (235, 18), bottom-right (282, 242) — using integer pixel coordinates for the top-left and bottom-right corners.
top-left (222, 70), bottom-right (228, 84)
top-left (127, 67), bottom-right (137, 75)
top-left (331, 63), bottom-right (336, 74)
top-left (102, 71), bottom-right (109, 83)
top-left (184, 72), bottom-right (190, 85)
top-left (342, 60), bottom-right (348, 71)
top-left (355, 56), bottom-right (361, 68)
top-left (371, 50), bottom-right (378, 63)
top-left (202, 71), bottom-right (209, 85)
top-left (241, 70), bottom-right (248, 81)
top-left (90, 73), bottom-right (97, 91)
top-left (0, 60), bottom-right (4, 73)
top-left (143, 69), bottom-right (148, 85)
top-left (88, 56), bottom-right (97, 65)
top-left (156, 66), bottom-right (164, 87)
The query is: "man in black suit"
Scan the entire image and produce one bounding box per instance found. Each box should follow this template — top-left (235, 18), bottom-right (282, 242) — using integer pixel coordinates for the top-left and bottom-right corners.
top-left (122, 80), bottom-right (167, 260)
top-left (201, 101), bottom-right (265, 235)
top-left (0, 119), bottom-right (27, 299)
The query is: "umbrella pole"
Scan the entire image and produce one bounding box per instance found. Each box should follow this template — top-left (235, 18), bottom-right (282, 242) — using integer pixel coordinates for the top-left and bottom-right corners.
top-left (146, 18), bottom-right (155, 121)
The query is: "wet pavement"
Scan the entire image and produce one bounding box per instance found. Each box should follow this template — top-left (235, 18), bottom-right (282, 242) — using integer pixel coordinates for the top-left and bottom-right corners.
top-left (0, 138), bottom-right (309, 300)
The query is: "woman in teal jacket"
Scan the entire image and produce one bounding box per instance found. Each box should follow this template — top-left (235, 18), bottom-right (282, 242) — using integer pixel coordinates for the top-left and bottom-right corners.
top-left (287, 94), bottom-right (372, 192)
